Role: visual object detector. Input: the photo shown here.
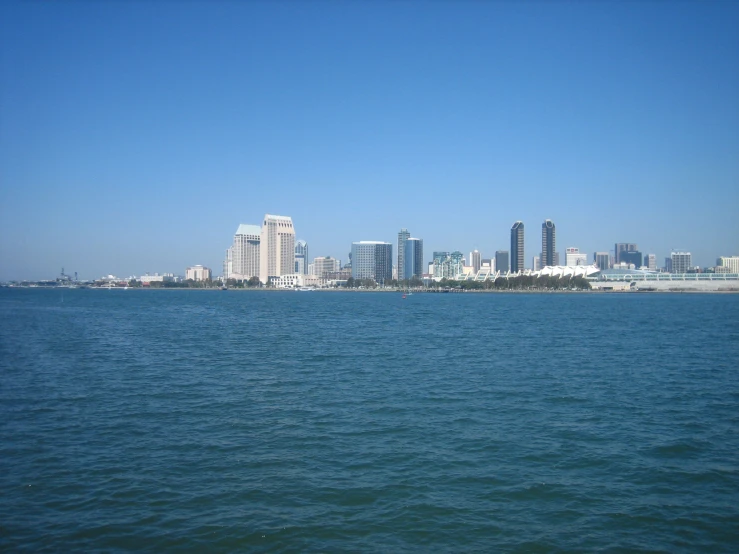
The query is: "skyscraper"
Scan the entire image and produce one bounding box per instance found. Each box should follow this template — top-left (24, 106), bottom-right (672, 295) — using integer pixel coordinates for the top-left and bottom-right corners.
top-left (670, 252), bottom-right (692, 273)
top-left (470, 250), bottom-right (481, 273)
top-left (294, 240), bottom-right (308, 275)
top-left (510, 221), bottom-right (525, 273)
top-left (495, 250), bottom-right (509, 274)
top-left (351, 241), bottom-right (393, 284)
top-left (259, 214), bottom-right (296, 284)
top-left (594, 252), bottom-right (610, 270)
top-left (404, 238), bottom-right (424, 279)
top-left (646, 254), bottom-right (657, 271)
top-left (542, 219), bottom-right (556, 268)
top-left (229, 223), bottom-right (261, 280)
top-left (397, 228), bottom-right (410, 281)
top-left (615, 243), bottom-right (638, 264)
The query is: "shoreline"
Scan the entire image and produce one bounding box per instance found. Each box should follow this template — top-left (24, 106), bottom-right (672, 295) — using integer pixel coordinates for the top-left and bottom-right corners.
top-left (3, 286), bottom-right (738, 294)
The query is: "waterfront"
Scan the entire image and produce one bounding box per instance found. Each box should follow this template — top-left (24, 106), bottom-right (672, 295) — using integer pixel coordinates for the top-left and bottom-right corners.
top-left (1, 289), bottom-right (738, 551)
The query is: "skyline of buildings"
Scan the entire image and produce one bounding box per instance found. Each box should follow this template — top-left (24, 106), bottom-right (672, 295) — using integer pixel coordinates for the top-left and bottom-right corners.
top-left (118, 213), bottom-right (739, 287)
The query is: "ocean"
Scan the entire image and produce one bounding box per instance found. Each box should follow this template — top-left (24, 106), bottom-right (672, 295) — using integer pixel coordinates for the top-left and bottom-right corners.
top-left (1, 288), bottom-right (738, 552)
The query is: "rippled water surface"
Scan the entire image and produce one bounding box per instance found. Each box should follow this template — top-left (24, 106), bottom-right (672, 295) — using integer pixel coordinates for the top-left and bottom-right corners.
top-left (1, 289), bottom-right (738, 552)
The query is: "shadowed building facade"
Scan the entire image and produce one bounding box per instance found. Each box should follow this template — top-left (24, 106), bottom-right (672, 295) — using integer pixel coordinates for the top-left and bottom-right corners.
top-left (352, 241), bottom-right (393, 284)
top-left (542, 219), bottom-right (556, 268)
top-left (510, 221), bottom-right (525, 273)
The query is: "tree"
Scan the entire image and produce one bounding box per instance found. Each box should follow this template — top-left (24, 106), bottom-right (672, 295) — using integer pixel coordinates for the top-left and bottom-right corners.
top-left (247, 276), bottom-right (261, 288)
top-left (345, 277), bottom-right (355, 288)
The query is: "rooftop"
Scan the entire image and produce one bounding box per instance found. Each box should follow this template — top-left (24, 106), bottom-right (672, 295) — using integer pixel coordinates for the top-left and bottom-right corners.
top-left (235, 224), bottom-right (261, 236)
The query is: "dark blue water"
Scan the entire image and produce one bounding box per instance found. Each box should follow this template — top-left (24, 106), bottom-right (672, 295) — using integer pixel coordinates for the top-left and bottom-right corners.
top-left (1, 289), bottom-right (738, 552)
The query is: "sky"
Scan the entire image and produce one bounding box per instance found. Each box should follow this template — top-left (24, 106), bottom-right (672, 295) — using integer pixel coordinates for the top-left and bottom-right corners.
top-left (1, 1), bottom-right (738, 280)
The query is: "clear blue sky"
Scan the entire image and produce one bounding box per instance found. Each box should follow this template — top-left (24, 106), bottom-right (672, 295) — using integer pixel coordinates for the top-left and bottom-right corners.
top-left (1, 1), bottom-right (737, 280)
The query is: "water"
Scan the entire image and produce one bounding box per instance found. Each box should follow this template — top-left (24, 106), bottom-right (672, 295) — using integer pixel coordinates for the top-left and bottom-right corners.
top-left (1, 289), bottom-right (738, 552)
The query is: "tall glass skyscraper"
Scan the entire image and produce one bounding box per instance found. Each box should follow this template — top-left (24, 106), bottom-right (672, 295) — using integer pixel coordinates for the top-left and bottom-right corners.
top-left (510, 221), bottom-right (525, 273)
top-left (397, 228), bottom-right (410, 281)
top-left (541, 219), bottom-right (556, 268)
top-left (351, 241), bottom-right (393, 284)
top-left (404, 238), bottom-right (423, 280)
top-left (294, 240), bottom-right (308, 274)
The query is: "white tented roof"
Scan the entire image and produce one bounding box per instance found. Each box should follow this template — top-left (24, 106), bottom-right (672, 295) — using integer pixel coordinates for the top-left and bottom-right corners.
top-left (535, 265), bottom-right (600, 278)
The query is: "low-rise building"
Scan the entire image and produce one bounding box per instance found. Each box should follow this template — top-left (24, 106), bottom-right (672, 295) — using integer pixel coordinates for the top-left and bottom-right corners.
top-left (140, 273), bottom-right (174, 285)
top-left (186, 265), bottom-right (211, 281)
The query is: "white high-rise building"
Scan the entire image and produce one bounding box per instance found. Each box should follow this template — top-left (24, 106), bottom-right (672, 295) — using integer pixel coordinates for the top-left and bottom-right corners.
top-left (671, 251), bottom-right (692, 274)
top-left (223, 247), bottom-right (233, 280)
top-left (260, 214), bottom-right (296, 284)
top-left (228, 224), bottom-right (261, 281)
top-left (565, 247), bottom-right (588, 267)
top-left (646, 254), bottom-right (657, 271)
top-left (717, 256), bottom-right (739, 273)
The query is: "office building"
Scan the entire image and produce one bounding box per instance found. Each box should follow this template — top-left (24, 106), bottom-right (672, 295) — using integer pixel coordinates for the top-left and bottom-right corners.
top-left (645, 253), bottom-right (657, 271)
top-left (469, 250), bottom-right (481, 273)
top-left (228, 223), bottom-right (261, 280)
top-left (541, 220), bottom-right (556, 267)
top-left (510, 221), bottom-right (525, 273)
top-left (351, 241), bottom-right (393, 284)
top-left (565, 247), bottom-right (588, 267)
top-left (717, 256), bottom-right (739, 273)
top-left (295, 240), bottom-right (309, 275)
top-left (186, 265), bottom-right (211, 281)
top-left (312, 256), bottom-right (340, 278)
top-left (671, 252), bottom-right (692, 274)
top-left (495, 250), bottom-right (511, 273)
top-left (621, 250), bottom-right (643, 268)
top-left (405, 238), bottom-right (424, 279)
top-left (615, 243), bottom-right (638, 264)
top-left (397, 228), bottom-right (410, 281)
top-left (259, 214), bottom-right (296, 284)
top-left (533, 256), bottom-right (541, 272)
top-left (495, 250), bottom-right (509, 274)
top-left (594, 252), bottom-right (610, 270)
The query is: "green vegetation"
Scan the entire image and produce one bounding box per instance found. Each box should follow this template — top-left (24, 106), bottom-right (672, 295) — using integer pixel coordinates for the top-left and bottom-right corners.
top-left (344, 277), bottom-right (378, 289)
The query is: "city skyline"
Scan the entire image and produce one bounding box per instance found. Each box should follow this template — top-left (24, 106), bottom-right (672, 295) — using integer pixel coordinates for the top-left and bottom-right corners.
top-left (1, 2), bottom-right (738, 280)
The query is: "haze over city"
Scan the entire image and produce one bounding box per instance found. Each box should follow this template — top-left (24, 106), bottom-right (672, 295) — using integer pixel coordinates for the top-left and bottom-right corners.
top-left (1, 1), bottom-right (737, 281)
